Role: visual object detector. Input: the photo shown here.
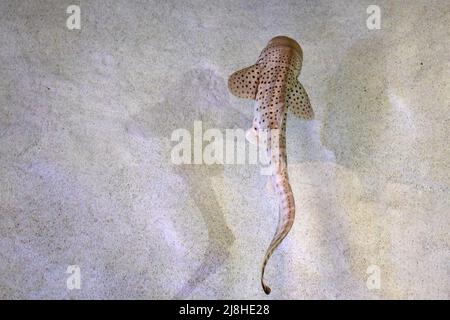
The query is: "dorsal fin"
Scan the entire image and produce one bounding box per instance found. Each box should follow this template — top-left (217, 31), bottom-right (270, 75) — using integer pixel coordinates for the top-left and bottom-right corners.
top-left (228, 64), bottom-right (261, 100)
top-left (287, 76), bottom-right (314, 120)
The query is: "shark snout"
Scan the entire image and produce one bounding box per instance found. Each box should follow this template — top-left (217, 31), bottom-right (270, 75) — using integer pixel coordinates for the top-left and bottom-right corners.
top-left (267, 35), bottom-right (302, 55)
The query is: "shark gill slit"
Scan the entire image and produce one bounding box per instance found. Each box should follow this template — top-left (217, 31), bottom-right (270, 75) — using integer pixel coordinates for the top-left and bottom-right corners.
top-left (260, 123), bottom-right (295, 295)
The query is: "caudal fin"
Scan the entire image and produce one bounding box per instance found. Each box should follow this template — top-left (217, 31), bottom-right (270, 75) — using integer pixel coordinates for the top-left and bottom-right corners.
top-left (260, 188), bottom-right (295, 295)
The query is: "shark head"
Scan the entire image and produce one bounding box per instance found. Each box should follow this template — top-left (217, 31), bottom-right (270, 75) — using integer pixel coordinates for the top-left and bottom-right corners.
top-left (266, 36), bottom-right (302, 55)
top-left (257, 36), bottom-right (303, 73)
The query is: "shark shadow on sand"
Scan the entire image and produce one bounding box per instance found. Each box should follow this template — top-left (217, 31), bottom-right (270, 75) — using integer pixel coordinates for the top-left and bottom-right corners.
top-left (131, 67), bottom-right (251, 298)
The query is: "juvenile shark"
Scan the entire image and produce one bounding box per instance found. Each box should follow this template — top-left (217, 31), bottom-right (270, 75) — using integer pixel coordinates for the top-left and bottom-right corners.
top-left (228, 36), bottom-right (314, 294)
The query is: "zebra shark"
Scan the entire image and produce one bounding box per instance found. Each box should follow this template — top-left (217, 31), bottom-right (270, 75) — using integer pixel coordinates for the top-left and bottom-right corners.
top-left (228, 36), bottom-right (314, 294)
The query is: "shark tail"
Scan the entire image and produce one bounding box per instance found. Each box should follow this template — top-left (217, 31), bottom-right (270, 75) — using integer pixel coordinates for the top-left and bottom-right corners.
top-left (261, 176), bottom-right (295, 294)
top-left (260, 129), bottom-right (295, 295)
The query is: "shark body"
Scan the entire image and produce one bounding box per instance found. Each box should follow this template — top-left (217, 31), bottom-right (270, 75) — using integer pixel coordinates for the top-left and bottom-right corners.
top-left (228, 36), bottom-right (314, 294)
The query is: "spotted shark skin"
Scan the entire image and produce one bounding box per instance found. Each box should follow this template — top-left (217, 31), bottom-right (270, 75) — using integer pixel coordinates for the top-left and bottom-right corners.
top-left (228, 36), bottom-right (314, 294)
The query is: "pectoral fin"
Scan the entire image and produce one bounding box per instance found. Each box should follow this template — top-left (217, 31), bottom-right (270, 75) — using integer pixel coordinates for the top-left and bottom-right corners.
top-left (287, 78), bottom-right (314, 120)
top-left (228, 64), bottom-right (261, 100)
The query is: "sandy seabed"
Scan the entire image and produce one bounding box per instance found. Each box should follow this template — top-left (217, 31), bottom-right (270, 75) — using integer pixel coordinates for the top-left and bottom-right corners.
top-left (0, 0), bottom-right (449, 299)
